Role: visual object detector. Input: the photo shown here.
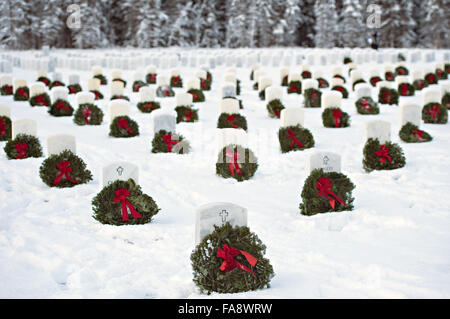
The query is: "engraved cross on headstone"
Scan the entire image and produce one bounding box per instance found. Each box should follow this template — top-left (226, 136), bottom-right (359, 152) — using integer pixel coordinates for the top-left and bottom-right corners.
top-left (323, 156), bottom-right (329, 165)
top-left (219, 210), bottom-right (228, 223)
top-left (117, 166), bottom-right (124, 176)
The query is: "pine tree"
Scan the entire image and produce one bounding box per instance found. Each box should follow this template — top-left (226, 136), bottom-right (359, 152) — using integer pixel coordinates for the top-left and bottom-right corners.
top-left (168, 1), bottom-right (198, 47)
top-left (282, 0), bottom-right (301, 47)
top-left (136, 0), bottom-right (167, 48)
top-left (296, 0), bottom-right (316, 47)
top-left (421, 0), bottom-right (449, 48)
top-left (72, 0), bottom-right (109, 48)
top-left (314, 0), bottom-right (338, 48)
top-left (339, 0), bottom-right (366, 48)
top-left (197, 0), bottom-right (220, 48)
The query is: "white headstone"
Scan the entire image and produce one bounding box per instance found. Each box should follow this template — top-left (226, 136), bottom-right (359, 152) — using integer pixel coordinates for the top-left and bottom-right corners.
top-left (216, 128), bottom-right (248, 150)
top-left (422, 88), bottom-right (441, 104)
top-left (87, 78), bottom-right (100, 91)
top-left (195, 202), bottom-right (248, 245)
top-left (303, 79), bottom-right (318, 91)
top-left (139, 86), bottom-right (155, 102)
top-left (12, 119), bottom-right (37, 138)
top-left (102, 162), bottom-right (139, 187)
top-left (306, 151), bottom-right (341, 174)
top-left (265, 87), bottom-right (283, 102)
top-left (365, 120), bottom-right (391, 144)
top-left (322, 91), bottom-right (342, 109)
top-left (51, 87), bottom-right (69, 102)
top-left (280, 108), bottom-right (304, 128)
top-left (30, 82), bottom-right (46, 97)
top-left (109, 100), bottom-right (130, 121)
top-left (46, 134), bottom-right (76, 156)
top-left (110, 81), bottom-right (124, 96)
top-left (157, 75), bottom-right (170, 87)
top-left (151, 110), bottom-right (176, 133)
top-left (356, 84), bottom-right (372, 99)
top-left (176, 92), bottom-right (193, 106)
top-left (400, 103), bottom-right (421, 127)
top-left (186, 78), bottom-right (200, 90)
top-left (0, 105), bottom-right (11, 117)
top-left (222, 83), bottom-right (236, 98)
top-left (219, 98), bottom-right (240, 114)
top-left (76, 92), bottom-right (95, 105)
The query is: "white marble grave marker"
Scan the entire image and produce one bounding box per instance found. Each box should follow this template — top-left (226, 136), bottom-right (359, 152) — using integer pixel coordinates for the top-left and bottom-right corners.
top-left (109, 100), bottom-right (130, 121)
top-left (400, 103), bottom-right (421, 127)
top-left (306, 151), bottom-right (341, 174)
top-left (219, 98), bottom-right (240, 114)
top-left (102, 162), bottom-right (139, 187)
top-left (47, 134), bottom-right (76, 156)
top-left (365, 120), bottom-right (391, 144)
top-left (12, 119), bottom-right (37, 138)
top-left (151, 110), bottom-right (176, 133)
top-left (280, 108), bottom-right (304, 127)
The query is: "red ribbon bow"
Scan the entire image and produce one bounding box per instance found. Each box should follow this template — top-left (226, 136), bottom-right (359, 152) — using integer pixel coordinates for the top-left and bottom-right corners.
top-left (184, 109), bottom-right (193, 121)
top-left (287, 129), bottom-right (304, 149)
top-left (17, 88), bottom-right (29, 99)
top-left (386, 72), bottom-right (394, 81)
top-left (56, 101), bottom-right (70, 111)
top-left (374, 145), bottom-right (392, 164)
top-left (68, 85), bottom-right (76, 94)
top-left (53, 81), bottom-right (62, 87)
top-left (39, 78), bottom-right (50, 86)
top-left (332, 109), bottom-right (342, 127)
top-left (3, 85), bottom-right (13, 94)
top-left (112, 188), bottom-right (142, 222)
top-left (400, 83), bottom-right (408, 96)
top-left (148, 74), bottom-right (156, 82)
top-left (316, 177), bottom-right (346, 210)
top-left (226, 114), bottom-right (238, 128)
top-left (53, 161), bottom-right (79, 185)
top-left (0, 118), bottom-right (6, 136)
top-left (92, 91), bottom-right (100, 99)
top-left (382, 90), bottom-right (391, 104)
top-left (163, 89), bottom-right (170, 97)
top-left (289, 85), bottom-right (299, 93)
top-left (274, 109), bottom-right (280, 118)
top-left (426, 104), bottom-right (440, 120)
top-left (411, 129), bottom-right (425, 142)
top-left (417, 80), bottom-right (424, 89)
top-left (82, 108), bottom-right (92, 124)
top-left (371, 77), bottom-right (381, 86)
top-left (144, 103), bottom-right (154, 111)
top-left (35, 95), bottom-right (49, 106)
top-left (216, 244), bottom-right (258, 278)
top-left (427, 74), bottom-right (436, 83)
top-left (360, 98), bottom-right (371, 110)
top-left (117, 118), bottom-right (133, 134)
top-left (172, 76), bottom-right (180, 85)
top-left (335, 86), bottom-right (344, 93)
top-left (15, 143), bottom-right (28, 159)
top-left (133, 84), bottom-right (140, 92)
top-left (162, 133), bottom-right (178, 152)
top-left (201, 78), bottom-right (208, 89)
top-left (225, 148), bottom-right (242, 176)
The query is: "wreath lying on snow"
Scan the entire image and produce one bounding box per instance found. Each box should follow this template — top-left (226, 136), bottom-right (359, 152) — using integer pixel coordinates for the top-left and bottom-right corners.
top-left (442, 93), bottom-right (450, 110)
top-left (216, 145), bottom-right (258, 182)
top-left (331, 85), bottom-right (348, 98)
top-left (362, 138), bottom-right (406, 172)
top-left (151, 130), bottom-right (190, 154)
top-left (266, 99), bottom-right (285, 118)
top-left (436, 68), bottom-right (447, 80)
top-left (37, 76), bottom-right (51, 87)
top-left (49, 80), bottom-right (65, 90)
top-left (399, 122), bottom-right (432, 143)
top-left (156, 86), bottom-right (175, 98)
top-left (29, 93), bottom-right (51, 107)
top-left (146, 73), bottom-right (157, 84)
top-left (217, 113), bottom-right (248, 131)
top-left (424, 73), bottom-right (438, 85)
top-left (90, 90), bottom-right (104, 100)
top-left (413, 79), bottom-right (427, 91)
top-left (175, 105), bottom-right (199, 123)
top-left (0, 116), bottom-right (12, 141)
top-left (170, 75), bottom-right (183, 88)
top-left (281, 75), bottom-right (288, 86)
top-left (48, 99), bottom-right (74, 117)
top-left (395, 66), bottom-right (409, 76)
top-left (398, 83), bottom-right (415, 97)
top-left (190, 222), bottom-right (274, 294)
top-left (304, 88), bottom-right (321, 108)
top-left (299, 168), bottom-right (355, 216)
top-left (287, 81), bottom-right (301, 94)
top-left (132, 80), bottom-right (147, 92)
top-left (378, 88), bottom-right (398, 105)
top-left (93, 74), bottom-right (107, 85)
top-left (73, 104), bottom-right (104, 125)
top-left (200, 77), bottom-right (211, 91)
top-left (301, 71), bottom-right (312, 79)
top-left (137, 101), bottom-right (161, 113)
top-left (317, 78), bottom-right (329, 89)
top-left (109, 116), bottom-right (139, 138)
top-left (187, 89), bottom-right (205, 102)
top-left (92, 179), bottom-right (160, 226)
top-left (422, 103), bottom-right (448, 124)
top-left (322, 108), bottom-right (350, 128)
top-left (385, 72), bottom-right (395, 82)
top-left (4, 134), bottom-right (43, 160)
top-left (278, 124), bottom-right (315, 153)
top-left (369, 76), bottom-right (382, 87)
top-left (68, 84), bottom-right (82, 94)
top-left (14, 86), bottom-right (30, 101)
top-left (1, 84), bottom-right (13, 95)
top-left (39, 150), bottom-right (92, 188)
top-left (355, 97), bottom-right (379, 115)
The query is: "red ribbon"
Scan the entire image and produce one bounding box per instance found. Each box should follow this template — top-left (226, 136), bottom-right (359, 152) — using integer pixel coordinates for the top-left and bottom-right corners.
top-left (398, 68), bottom-right (406, 75)
top-left (52, 81), bottom-right (62, 87)
top-left (53, 161), bottom-right (79, 185)
top-left (56, 101), bottom-right (70, 111)
top-left (226, 114), bottom-right (238, 128)
top-left (416, 80), bottom-right (424, 89)
top-left (172, 76), bottom-right (180, 85)
top-left (386, 72), bottom-right (394, 81)
top-left (316, 177), bottom-right (346, 210)
top-left (426, 104), bottom-right (440, 120)
top-left (289, 85), bottom-right (300, 93)
top-left (437, 70), bottom-right (443, 78)
top-left (225, 148), bottom-right (242, 176)
top-left (360, 98), bottom-right (371, 110)
top-left (163, 133), bottom-right (178, 152)
top-left (287, 129), bottom-right (304, 149)
top-left (411, 129), bottom-right (425, 142)
top-left (163, 89), bottom-right (170, 97)
top-left (17, 88), bottom-right (29, 99)
top-left (112, 188), bottom-right (142, 222)
top-left (92, 90), bottom-right (100, 99)
top-left (117, 118), bottom-right (133, 134)
top-left (374, 145), bottom-right (392, 164)
top-left (371, 77), bottom-right (381, 86)
top-left (144, 103), bottom-right (154, 111)
top-left (184, 109), bottom-right (193, 121)
top-left (0, 118), bottom-right (6, 136)
top-left (133, 84), bottom-right (140, 92)
top-left (334, 86), bottom-right (344, 93)
top-left (274, 109), bottom-right (280, 118)
top-left (68, 85), bottom-right (76, 94)
top-left (15, 143), bottom-right (28, 159)
top-left (147, 74), bottom-right (156, 82)
top-left (82, 107), bottom-right (92, 124)
top-left (332, 109), bottom-right (342, 127)
top-left (217, 244), bottom-right (258, 278)
top-left (382, 90), bottom-right (391, 104)
top-left (201, 78), bottom-right (208, 89)
top-left (3, 85), bottom-right (13, 94)
top-left (426, 74), bottom-right (436, 83)
top-left (35, 95), bottom-right (49, 106)
top-left (400, 83), bottom-right (408, 96)
top-left (39, 78), bottom-right (50, 86)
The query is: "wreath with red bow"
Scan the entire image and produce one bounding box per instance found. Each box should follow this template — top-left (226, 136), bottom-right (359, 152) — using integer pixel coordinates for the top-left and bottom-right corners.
top-left (399, 122), bottom-right (432, 143)
top-left (187, 88), bottom-right (205, 102)
top-left (395, 66), bottom-right (409, 76)
top-left (355, 96), bottom-right (379, 115)
top-left (266, 99), bottom-right (285, 118)
top-left (369, 76), bottom-right (382, 87)
top-left (4, 134), bottom-right (43, 160)
top-left (0, 116), bottom-right (12, 141)
top-left (29, 93), bottom-right (51, 107)
top-left (145, 73), bottom-right (157, 84)
top-left (422, 103), bottom-right (448, 124)
top-left (304, 88), bottom-right (322, 108)
top-left (331, 85), bottom-right (348, 98)
top-left (287, 81), bottom-right (302, 94)
top-left (137, 100), bottom-right (161, 113)
top-left (217, 113), bottom-right (248, 131)
top-left (37, 76), bottom-right (51, 87)
top-left (132, 80), bottom-right (147, 92)
top-left (413, 79), bottom-right (427, 91)
top-left (73, 103), bottom-right (104, 126)
top-left (397, 83), bottom-right (415, 97)
top-left (93, 74), bottom-right (107, 85)
top-left (175, 105), bottom-right (199, 123)
top-left (442, 93), bottom-right (450, 110)
top-left (156, 86), bottom-right (175, 98)
top-left (48, 99), bottom-right (74, 117)
top-left (14, 86), bottom-right (30, 101)
top-left (363, 138), bottom-right (406, 172)
top-left (378, 87), bottom-right (398, 105)
top-left (109, 116), bottom-right (139, 138)
top-left (90, 90), bottom-right (104, 100)
top-left (322, 108), bottom-right (350, 128)
top-left (0, 84), bottom-right (13, 96)
top-left (278, 124), bottom-right (315, 153)
top-left (216, 145), bottom-right (258, 182)
top-left (49, 81), bottom-right (65, 90)
top-left (151, 130), bottom-right (190, 154)
top-left (170, 75), bottom-right (183, 88)
top-left (68, 84), bottom-right (82, 94)
top-left (317, 77), bottom-right (329, 89)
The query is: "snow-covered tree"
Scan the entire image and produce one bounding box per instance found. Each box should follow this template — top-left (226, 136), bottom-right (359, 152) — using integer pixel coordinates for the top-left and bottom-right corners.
top-left (339, 0), bottom-right (366, 48)
top-left (314, 0), bottom-right (338, 48)
top-left (136, 0), bottom-right (168, 48)
top-left (379, 0), bottom-right (416, 48)
top-left (72, 1), bottom-right (109, 49)
top-left (421, 0), bottom-right (449, 48)
top-left (168, 1), bottom-right (198, 47)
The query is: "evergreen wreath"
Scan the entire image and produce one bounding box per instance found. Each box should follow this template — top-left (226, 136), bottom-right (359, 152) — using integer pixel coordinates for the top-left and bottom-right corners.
top-left (68, 84), bottom-right (82, 94)
top-left (352, 79), bottom-right (366, 91)
top-left (190, 222), bottom-right (274, 295)
top-left (132, 80), bottom-right (147, 92)
top-left (424, 72), bottom-right (438, 85)
top-left (29, 93), bottom-right (51, 107)
top-left (378, 88), bottom-right (399, 105)
top-left (333, 74), bottom-right (346, 83)
top-left (137, 101), bottom-right (161, 113)
top-left (253, 82), bottom-right (258, 91)
top-left (73, 103), bottom-right (104, 125)
top-left (206, 71), bottom-right (213, 84)
top-left (304, 88), bottom-right (321, 108)
top-left (278, 124), bottom-right (315, 153)
top-left (90, 90), bottom-right (104, 100)
top-left (422, 103), bottom-right (448, 124)
top-left (343, 57), bottom-right (353, 64)
top-left (0, 116), bottom-right (12, 141)
top-left (216, 144), bottom-right (258, 182)
top-left (250, 70), bottom-right (255, 81)
top-left (175, 105), bottom-right (199, 123)
top-left (299, 168), bottom-right (355, 216)
top-left (92, 178), bottom-right (160, 226)
top-left (281, 75), bottom-right (288, 86)
top-left (151, 130), bottom-right (190, 154)
top-left (322, 108), bottom-right (350, 128)
top-left (399, 122), bottom-right (432, 143)
top-left (14, 86), bottom-right (30, 101)
top-left (287, 81), bottom-right (302, 94)
top-left (110, 95), bottom-right (130, 101)
top-left (317, 77), bottom-right (329, 89)
top-left (236, 79), bottom-right (241, 96)
top-left (4, 134), bottom-right (43, 160)
top-left (331, 85), bottom-right (349, 98)
top-left (301, 71), bottom-right (312, 79)
top-left (112, 78), bottom-right (127, 87)
top-left (395, 66), bottom-right (409, 76)
top-left (39, 150), bottom-right (93, 188)
top-left (217, 113), bottom-right (248, 131)
top-left (188, 89), bottom-right (205, 102)
top-left (369, 76), bottom-right (382, 87)
top-left (385, 72), bottom-right (395, 82)
top-left (200, 77), bottom-right (211, 91)
top-left (355, 96), bottom-right (379, 115)
top-left (48, 99), bottom-right (74, 117)
top-left (170, 75), bottom-right (183, 88)
top-left (1, 84), bottom-right (13, 95)
top-left (442, 93), bottom-right (450, 109)
top-left (266, 99), bottom-right (285, 118)
top-left (109, 116), bottom-right (139, 138)
top-left (445, 63), bottom-right (450, 74)
top-left (37, 76), bottom-right (51, 87)
top-left (362, 138), bottom-right (406, 172)
top-left (146, 73), bottom-right (157, 84)
top-left (156, 86), bottom-right (175, 97)
top-left (413, 79), bottom-right (427, 91)
top-left (436, 68), bottom-right (447, 80)
top-left (258, 89), bottom-right (266, 100)
top-left (93, 74), bottom-right (107, 85)
top-left (398, 83), bottom-right (415, 96)
top-left (49, 80), bottom-right (65, 90)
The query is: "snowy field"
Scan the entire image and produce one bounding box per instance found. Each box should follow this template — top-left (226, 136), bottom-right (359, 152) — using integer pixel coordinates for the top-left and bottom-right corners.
top-left (0, 49), bottom-right (449, 298)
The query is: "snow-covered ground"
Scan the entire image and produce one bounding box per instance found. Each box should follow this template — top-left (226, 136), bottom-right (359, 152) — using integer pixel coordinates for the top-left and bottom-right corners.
top-left (0, 51), bottom-right (449, 298)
